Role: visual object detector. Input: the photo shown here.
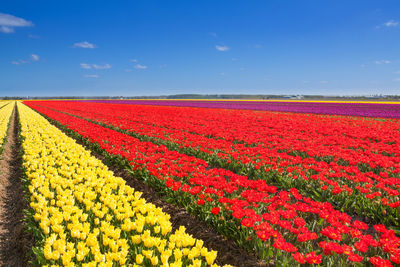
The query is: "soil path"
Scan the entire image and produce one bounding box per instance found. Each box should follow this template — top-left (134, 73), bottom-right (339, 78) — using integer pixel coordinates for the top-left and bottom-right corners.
top-left (0, 104), bottom-right (31, 266)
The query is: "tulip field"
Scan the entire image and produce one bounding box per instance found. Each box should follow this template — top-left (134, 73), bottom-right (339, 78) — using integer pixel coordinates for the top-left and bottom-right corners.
top-left (0, 100), bottom-right (399, 266)
top-left (80, 99), bottom-right (400, 118)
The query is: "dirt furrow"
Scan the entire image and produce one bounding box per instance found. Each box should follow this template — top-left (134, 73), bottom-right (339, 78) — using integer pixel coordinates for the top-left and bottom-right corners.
top-left (0, 104), bottom-right (32, 266)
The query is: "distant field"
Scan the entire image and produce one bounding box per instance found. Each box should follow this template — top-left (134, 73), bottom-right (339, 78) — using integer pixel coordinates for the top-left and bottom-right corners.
top-left (78, 99), bottom-right (400, 118)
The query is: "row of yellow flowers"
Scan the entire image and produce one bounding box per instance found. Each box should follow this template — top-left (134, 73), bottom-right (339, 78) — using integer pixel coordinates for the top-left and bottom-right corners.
top-left (18, 102), bottom-right (225, 267)
top-left (0, 101), bottom-right (14, 152)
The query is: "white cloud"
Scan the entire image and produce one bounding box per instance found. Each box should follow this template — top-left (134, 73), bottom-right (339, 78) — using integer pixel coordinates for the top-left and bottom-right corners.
top-left (73, 41), bottom-right (96, 49)
top-left (0, 13), bottom-right (33, 33)
top-left (384, 20), bottom-right (399, 27)
top-left (209, 32), bottom-right (217, 37)
top-left (375, 60), bottom-right (391, 64)
top-left (319, 80), bottom-right (329, 84)
top-left (30, 54), bottom-right (39, 61)
top-left (220, 72), bottom-right (226, 76)
top-left (395, 70), bottom-right (400, 74)
top-left (130, 59), bottom-right (138, 63)
top-left (92, 63), bottom-right (111, 69)
top-left (80, 63), bottom-right (92, 69)
top-left (134, 64), bottom-right (147, 69)
top-left (393, 78), bottom-right (400, 81)
top-left (216, 45), bottom-right (229, 52)
top-left (80, 63), bottom-right (111, 69)
top-left (0, 13), bottom-right (33, 27)
top-left (0, 26), bottom-right (14, 33)
top-left (84, 74), bottom-right (99, 78)
top-left (11, 56), bottom-right (38, 65)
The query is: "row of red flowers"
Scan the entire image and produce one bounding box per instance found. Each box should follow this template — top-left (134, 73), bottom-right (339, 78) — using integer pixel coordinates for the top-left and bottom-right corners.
top-left (26, 101), bottom-right (400, 222)
top-left (25, 102), bottom-right (400, 266)
top-left (42, 101), bottom-right (400, 167)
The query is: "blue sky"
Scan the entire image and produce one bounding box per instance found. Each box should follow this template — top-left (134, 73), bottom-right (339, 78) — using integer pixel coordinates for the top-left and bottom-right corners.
top-left (1, 0), bottom-right (400, 97)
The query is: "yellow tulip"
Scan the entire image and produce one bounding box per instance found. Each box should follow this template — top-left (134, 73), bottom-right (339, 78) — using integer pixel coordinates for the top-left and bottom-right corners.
top-left (135, 254), bottom-right (144, 264)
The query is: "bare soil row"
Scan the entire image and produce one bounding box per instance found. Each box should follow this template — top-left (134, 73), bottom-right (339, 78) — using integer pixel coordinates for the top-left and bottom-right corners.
top-left (0, 105), bottom-right (32, 266)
